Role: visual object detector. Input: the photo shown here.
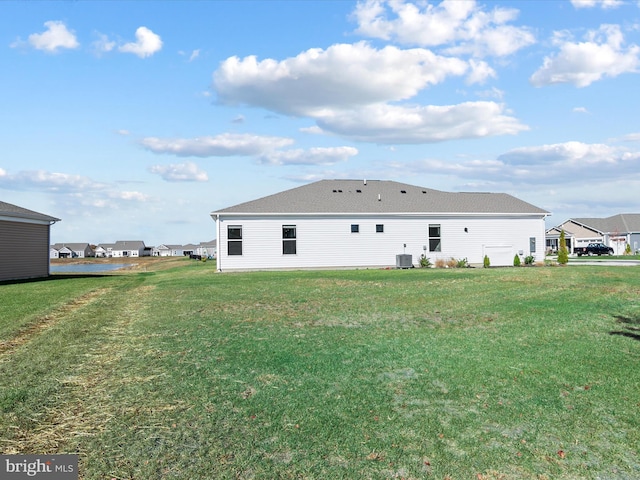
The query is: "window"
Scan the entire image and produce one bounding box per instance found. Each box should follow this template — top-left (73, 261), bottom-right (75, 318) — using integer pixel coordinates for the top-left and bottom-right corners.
top-left (228, 226), bottom-right (242, 256)
top-left (283, 225), bottom-right (297, 255)
top-left (529, 237), bottom-right (536, 253)
top-left (376, 224), bottom-right (384, 233)
top-left (428, 224), bottom-right (441, 252)
top-left (351, 224), bottom-right (359, 233)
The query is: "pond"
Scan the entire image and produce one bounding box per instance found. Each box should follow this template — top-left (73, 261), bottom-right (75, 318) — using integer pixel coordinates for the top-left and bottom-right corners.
top-left (50, 263), bottom-right (134, 273)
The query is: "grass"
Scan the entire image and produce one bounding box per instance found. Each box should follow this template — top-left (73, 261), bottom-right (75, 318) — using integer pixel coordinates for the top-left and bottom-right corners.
top-left (1, 259), bottom-right (640, 479)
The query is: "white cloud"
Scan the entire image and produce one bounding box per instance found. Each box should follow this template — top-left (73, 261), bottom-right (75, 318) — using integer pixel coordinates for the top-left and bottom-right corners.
top-left (13, 21), bottom-right (79, 53)
top-left (0, 170), bottom-right (107, 192)
top-left (91, 33), bottom-right (116, 55)
top-left (148, 162), bottom-right (209, 182)
top-left (573, 107), bottom-right (589, 114)
top-left (617, 132), bottom-right (640, 142)
top-left (212, 42), bottom-right (525, 144)
top-left (0, 168), bottom-right (151, 212)
top-left (465, 59), bottom-right (496, 84)
top-left (189, 49), bottom-right (200, 61)
top-left (110, 191), bottom-right (151, 201)
top-left (119, 26), bottom-right (163, 58)
top-left (259, 146), bottom-right (358, 166)
top-left (475, 87), bottom-right (505, 99)
top-left (571, 0), bottom-right (623, 9)
top-left (213, 42), bottom-right (469, 116)
top-left (378, 141), bottom-right (640, 193)
top-left (530, 24), bottom-right (640, 87)
top-left (498, 141), bottom-right (624, 168)
top-left (314, 101), bottom-right (527, 144)
top-left (299, 126), bottom-right (324, 135)
top-left (351, 0), bottom-right (535, 57)
top-left (140, 133), bottom-right (294, 157)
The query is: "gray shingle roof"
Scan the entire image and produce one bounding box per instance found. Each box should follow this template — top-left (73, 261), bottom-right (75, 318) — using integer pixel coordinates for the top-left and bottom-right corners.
top-left (572, 214), bottom-right (640, 234)
top-left (212, 180), bottom-right (549, 215)
top-left (51, 243), bottom-right (91, 251)
top-left (113, 240), bottom-right (146, 250)
top-left (0, 200), bottom-right (60, 223)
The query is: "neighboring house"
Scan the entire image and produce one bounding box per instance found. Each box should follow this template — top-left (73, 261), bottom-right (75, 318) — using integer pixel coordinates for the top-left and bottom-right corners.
top-left (197, 240), bottom-right (217, 258)
top-left (211, 179), bottom-right (549, 271)
top-left (50, 242), bottom-right (94, 259)
top-left (95, 243), bottom-right (115, 258)
top-left (153, 244), bottom-right (184, 257)
top-left (182, 244), bottom-right (198, 256)
top-left (57, 245), bottom-right (73, 259)
top-left (111, 240), bottom-right (147, 258)
top-left (0, 200), bottom-right (60, 282)
top-left (547, 214), bottom-right (640, 255)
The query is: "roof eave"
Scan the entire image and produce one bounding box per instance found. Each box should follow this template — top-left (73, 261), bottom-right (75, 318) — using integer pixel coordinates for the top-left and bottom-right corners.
top-left (212, 211), bottom-right (548, 217)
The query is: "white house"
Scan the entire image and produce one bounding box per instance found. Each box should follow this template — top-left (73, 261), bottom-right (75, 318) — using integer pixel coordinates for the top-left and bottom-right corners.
top-left (197, 240), bottom-right (217, 259)
top-left (153, 244), bottom-right (184, 257)
top-left (111, 240), bottom-right (147, 258)
top-left (95, 243), bottom-right (115, 258)
top-left (211, 180), bottom-right (549, 271)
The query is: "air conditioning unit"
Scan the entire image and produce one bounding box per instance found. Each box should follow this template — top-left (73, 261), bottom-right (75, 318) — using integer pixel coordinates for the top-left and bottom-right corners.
top-left (396, 254), bottom-right (412, 269)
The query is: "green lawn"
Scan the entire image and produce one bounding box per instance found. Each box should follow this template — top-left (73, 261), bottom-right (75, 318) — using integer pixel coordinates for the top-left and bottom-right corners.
top-left (1, 260), bottom-right (639, 479)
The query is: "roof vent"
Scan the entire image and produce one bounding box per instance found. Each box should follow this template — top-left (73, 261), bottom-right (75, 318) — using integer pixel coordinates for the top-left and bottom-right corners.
top-left (333, 189), bottom-right (337, 193)
top-left (338, 189), bottom-right (342, 193)
top-left (356, 189), bottom-right (362, 193)
top-left (400, 190), bottom-right (407, 194)
top-left (364, 179), bottom-right (367, 185)
top-left (422, 190), bottom-right (427, 194)
top-left (378, 194), bottom-right (381, 201)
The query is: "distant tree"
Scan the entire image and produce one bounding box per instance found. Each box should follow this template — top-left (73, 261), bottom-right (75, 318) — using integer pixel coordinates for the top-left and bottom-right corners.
top-left (558, 230), bottom-right (569, 265)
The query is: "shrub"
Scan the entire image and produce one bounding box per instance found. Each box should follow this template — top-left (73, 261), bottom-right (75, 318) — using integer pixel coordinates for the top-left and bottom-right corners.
top-left (557, 230), bottom-right (569, 265)
top-left (434, 258), bottom-right (447, 268)
top-left (625, 243), bottom-right (631, 255)
top-left (419, 254), bottom-right (432, 268)
top-left (456, 257), bottom-right (469, 268)
top-left (514, 254), bottom-right (521, 267)
top-left (483, 255), bottom-right (490, 268)
top-left (446, 257), bottom-right (458, 268)
top-left (524, 255), bottom-right (535, 265)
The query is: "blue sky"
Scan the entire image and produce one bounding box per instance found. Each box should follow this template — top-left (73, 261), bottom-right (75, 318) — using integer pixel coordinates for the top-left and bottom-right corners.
top-left (2, 0), bottom-right (640, 245)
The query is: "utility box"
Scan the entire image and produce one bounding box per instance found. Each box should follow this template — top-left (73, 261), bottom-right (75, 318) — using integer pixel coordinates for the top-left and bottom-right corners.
top-left (396, 254), bottom-right (412, 269)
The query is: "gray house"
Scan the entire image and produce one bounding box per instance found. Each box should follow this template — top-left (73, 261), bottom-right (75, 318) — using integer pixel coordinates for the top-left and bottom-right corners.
top-left (212, 179), bottom-right (549, 271)
top-left (547, 214), bottom-right (640, 255)
top-left (1, 201), bottom-right (60, 282)
top-left (50, 242), bottom-right (95, 259)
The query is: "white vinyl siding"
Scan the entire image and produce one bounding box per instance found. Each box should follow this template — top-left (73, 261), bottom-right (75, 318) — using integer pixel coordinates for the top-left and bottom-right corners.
top-left (216, 214), bottom-right (546, 270)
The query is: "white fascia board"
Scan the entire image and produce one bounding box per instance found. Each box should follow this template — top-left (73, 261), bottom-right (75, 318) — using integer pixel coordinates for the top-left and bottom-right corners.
top-left (0, 215), bottom-right (58, 225)
top-left (214, 212), bottom-right (547, 218)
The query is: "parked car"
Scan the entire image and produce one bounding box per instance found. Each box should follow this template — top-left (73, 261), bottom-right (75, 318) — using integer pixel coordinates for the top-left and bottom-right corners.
top-left (574, 243), bottom-right (614, 256)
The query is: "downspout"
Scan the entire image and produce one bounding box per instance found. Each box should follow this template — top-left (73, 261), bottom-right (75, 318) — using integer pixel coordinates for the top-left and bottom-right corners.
top-left (214, 214), bottom-right (222, 272)
top-left (47, 218), bottom-right (60, 277)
